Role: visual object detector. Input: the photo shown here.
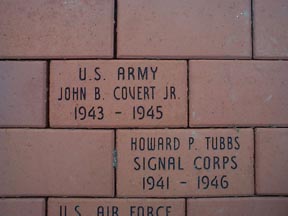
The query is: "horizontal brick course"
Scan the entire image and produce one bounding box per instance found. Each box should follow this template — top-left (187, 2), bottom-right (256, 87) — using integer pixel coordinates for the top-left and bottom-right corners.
top-left (0, 0), bottom-right (114, 58)
top-left (50, 60), bottom-right (187, 128)
top-left (0, 0), bottom-right (287, 210)
top-left (48, 198), bottom-right (185, 216)
top-left (0, 129), bottom-right (114, 196)
top-left (254, 0), bottom-right (288, 59)
top-left (189, 60), bottom-right (288, 127)
top-left (118, 0), bottom-right (251, 58)
top-left (0, 61), bottom-right (47, 127)
top-left (117, 129), bottom-right (254, 197)
top-left (188, 197), bottom-right (288, 216)
top-left (256, 128), bottom-right (288, 195)
top-left (0, 199), bottom-right (45, 216)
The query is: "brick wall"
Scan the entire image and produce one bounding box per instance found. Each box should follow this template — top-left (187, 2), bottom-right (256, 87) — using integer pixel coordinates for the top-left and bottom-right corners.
top-left (0, 0), bottom-right (287, 215)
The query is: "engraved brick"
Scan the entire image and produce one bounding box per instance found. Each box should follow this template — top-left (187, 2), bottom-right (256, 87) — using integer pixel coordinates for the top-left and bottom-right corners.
top-left (256, 128), bottom-right (288, 195)
top-left (117, 129), bottom-right (253, 197)
top-left (118, 0), bottom-right (251, 58)
top-left (188, 198), bottom-right (288, 216)
top-left (48, 198), bottom-right (185, 216)
top-left (0, 129), bottom-right (114, 196)
top-left (0, 61), bottom-right (46, 127)
top-left (189, 60), bottom-right (288, 127)
top-left (0, 199), bottom-right (45, 216)
top-left (50, 60), bottom-right (187, 128)
top-left (0, 0), bottom-right (114, 58)
top-left (254, 0), bottom-right (288, 59)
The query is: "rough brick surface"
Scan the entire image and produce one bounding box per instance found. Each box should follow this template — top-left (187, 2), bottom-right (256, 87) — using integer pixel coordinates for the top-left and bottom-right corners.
top-left (188, 198), bottom-right (288, 216)
top-left (0, 61), bottom-right (47, 127)
top-left (0, 129), bottom-right (114, 196)
top-left (117, 129), bottom-right (254, 197)
top-left (118, 0), bottom-right (251, 58)
top-left (50, 60), bottom-right (187, 128)
top-left (0, 199), bottom-right (45, 216)
top-left (256, 128), bottom-right (288, 195)
top-left (48, 198), bottom-right (185, 216)
top-left (0, 0), bottom-right (287, 208)
top-left (189, 60), bottom-right (288, 127)
top-left (0, 0), bottom-right (114, 58)
top-left (254, 0), bottom-right (288, 59)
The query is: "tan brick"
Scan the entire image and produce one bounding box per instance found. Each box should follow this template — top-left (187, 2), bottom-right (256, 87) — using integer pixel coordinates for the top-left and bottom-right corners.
top-left (48, 198), bottom-right (185, 216)
top-left (0, 0), bottom-right (114, 58)
top-left (117, 129), bottom-right (253, 197)
top-left (0, 199), bottom-right (45, 216)
top-left (0, 61), bottom-right (46, 127)
top-left (256, 128), bottom-right (288, 195)
top-left (118, 0), bottom-right (251, 58)
top-left (189, 60), bottom-right (288, 127)
top-left (188, 197), bottom-right (288, 216)
top-left (0, 129), bottom-right (114, 196)
top-left (50, 60), bottom-right (187, 128)
top-left (254, 0), bottom-right (288, 59)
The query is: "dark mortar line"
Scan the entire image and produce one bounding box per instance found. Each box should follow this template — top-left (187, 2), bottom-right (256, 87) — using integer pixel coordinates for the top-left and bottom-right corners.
top-left (187, 60), bottom-right (190, 128)
top-left (0, 58), bottom-right (288, 61)
top-left (251, 0), bottom-right (255, 59)
top-left (114, 129), bottom-right (117, 198)
top-left (46, 60), bottom-right (50, 128)
top-left (113, 0), bottom-right (118, 58)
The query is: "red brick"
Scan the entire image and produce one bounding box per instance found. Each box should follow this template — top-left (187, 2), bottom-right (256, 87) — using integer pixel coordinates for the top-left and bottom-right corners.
top-left (188, 197), bottom-right (288, 216)
top-left (118, 0), bottom-right (251, 58)
top-left (0, 0), bottom-right (114, 58)
top-left (50, 60), bottom-right (187, 128)
top-left (48, 198), bottom-right (185, 216)
top-left (254, 0), bottom-right (288, 59)
top-left (256, 128), bottom-right (288, 195)
top-left (189, 60), bottom-right (288, 127)
top-left (117, 129), bottom-right (253, 197)
top-left (0, 61), bottom-right (46, 127)
top-left (0, 199), bottom-right (45, 216)
top-left (0, 129), bottom-right (114, 196)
